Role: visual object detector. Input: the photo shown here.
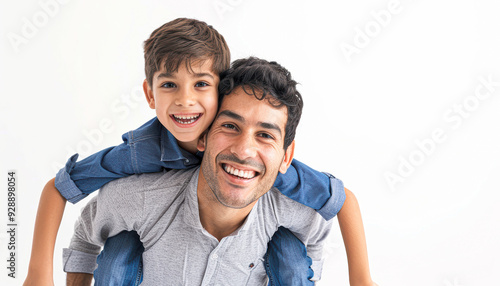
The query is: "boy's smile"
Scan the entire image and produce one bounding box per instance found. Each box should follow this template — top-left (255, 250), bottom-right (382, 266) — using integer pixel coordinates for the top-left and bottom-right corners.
top-left (170, 113), bottom-right (203, 126)
top-left (143, 60), bottom-right (219, 153)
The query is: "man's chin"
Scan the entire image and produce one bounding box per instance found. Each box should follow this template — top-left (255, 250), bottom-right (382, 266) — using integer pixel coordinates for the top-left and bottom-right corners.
top-left (215, 189), bottom-right (254, 209)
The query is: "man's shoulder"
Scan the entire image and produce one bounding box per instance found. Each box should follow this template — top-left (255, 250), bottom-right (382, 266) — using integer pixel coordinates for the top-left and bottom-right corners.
top-left (100, 167), bottom-right (199, 199)
top-left (261, 187), bottom-right (318, 217)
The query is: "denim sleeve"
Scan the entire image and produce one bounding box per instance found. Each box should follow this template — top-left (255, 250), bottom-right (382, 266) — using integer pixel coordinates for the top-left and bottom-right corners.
top-left (55, 131), bottom-right (163, 204)
top-left (273, 159), bottom-right (346, 221)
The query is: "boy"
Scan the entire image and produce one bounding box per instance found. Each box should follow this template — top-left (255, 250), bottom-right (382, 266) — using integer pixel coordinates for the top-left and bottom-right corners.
top-left (24, 18), bottom-right (375, 285)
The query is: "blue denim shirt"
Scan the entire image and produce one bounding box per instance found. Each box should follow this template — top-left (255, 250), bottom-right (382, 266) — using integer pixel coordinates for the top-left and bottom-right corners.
top-left (56, 117), bottom-right (345, 220)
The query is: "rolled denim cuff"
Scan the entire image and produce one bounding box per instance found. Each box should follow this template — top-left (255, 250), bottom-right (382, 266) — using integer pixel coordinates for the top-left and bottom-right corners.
top-left (316, 173), bottom-right (346, 221)
top-left (63, 248), bottom-right (98, 274)
top-left (55, 154), bottom-right (88, 204)
top-left (311, 259), bottom-right (324, 281)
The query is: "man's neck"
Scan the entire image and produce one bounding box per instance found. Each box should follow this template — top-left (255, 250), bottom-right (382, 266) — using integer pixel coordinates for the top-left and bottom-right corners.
top-left (196, 169), bottom-right (256, 241)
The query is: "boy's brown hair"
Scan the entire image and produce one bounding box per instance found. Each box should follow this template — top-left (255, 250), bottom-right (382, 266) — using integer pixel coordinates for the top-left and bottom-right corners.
top-left (143, 18), bottom-right (231, 87)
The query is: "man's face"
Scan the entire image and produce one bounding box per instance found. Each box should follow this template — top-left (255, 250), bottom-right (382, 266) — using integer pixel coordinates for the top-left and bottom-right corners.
top-left (198, 86), bottom-right (295, 209)
top-left (143, 60), bottom-right (219, 144)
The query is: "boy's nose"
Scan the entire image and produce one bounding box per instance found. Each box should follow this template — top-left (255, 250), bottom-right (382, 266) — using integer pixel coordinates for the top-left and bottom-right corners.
top-left (175, 88), bottom-right (196, 106)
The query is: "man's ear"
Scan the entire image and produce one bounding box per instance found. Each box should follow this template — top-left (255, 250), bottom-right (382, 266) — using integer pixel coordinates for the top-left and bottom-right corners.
top-left (143, 79), bottom-right (155, 109)
top-left (197, 131), bottom-right (208, 152)
top-left (279, 140), bottom-right (295, 174)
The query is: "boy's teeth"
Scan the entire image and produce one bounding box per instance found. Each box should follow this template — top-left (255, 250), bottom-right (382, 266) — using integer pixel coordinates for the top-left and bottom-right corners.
top-left (173, 114), bottom-right (200, 124)
top-left (223, 164), bottom-right (256, 179)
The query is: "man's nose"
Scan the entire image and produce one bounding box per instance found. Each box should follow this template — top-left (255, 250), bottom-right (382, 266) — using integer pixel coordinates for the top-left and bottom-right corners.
top-left (175, 87), bottom-right (196, 107)
top-left (230, 133), bottom-right (258, 160)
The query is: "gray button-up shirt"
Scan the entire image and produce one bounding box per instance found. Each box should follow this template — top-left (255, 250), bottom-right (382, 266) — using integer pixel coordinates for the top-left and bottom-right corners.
top-left (64, 167), bottom-right (333, 285)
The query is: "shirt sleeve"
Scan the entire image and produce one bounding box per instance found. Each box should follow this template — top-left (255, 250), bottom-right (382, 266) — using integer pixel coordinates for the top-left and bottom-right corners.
top-left (55, 119), bottom-right (164, 204)
top-left (273, 159), bottom-right (345, 220)
top-left (62, 180), bottom-right (145, 273)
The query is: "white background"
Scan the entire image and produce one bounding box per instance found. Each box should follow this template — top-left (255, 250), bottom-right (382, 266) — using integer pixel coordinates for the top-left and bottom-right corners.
top-left (1, 0), bottom-right (499, 285)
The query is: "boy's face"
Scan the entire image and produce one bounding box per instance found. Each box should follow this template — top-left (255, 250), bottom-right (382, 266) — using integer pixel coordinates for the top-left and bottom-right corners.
top-left (143, 60), bottom-right (219, 144)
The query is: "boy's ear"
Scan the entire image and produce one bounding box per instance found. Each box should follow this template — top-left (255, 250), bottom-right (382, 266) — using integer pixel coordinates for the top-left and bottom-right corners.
top-left (279, 140), bottom-right (295, 174)
top-left (197, 131), bottom-right (208, 152)
top-left (143, 79), bottom-right (155, 109)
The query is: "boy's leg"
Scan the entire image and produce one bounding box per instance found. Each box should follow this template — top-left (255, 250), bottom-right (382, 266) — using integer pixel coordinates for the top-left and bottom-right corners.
top-left (94, 231), bottom-right (144, 286)
top-left (264, 226), bottom-right (314, 286)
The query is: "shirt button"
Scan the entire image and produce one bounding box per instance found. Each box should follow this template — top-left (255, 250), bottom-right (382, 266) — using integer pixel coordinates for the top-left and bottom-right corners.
top-left (185, 159), bottom-right (190, 164)
top-left (212, 254), bottom-right (218, 260)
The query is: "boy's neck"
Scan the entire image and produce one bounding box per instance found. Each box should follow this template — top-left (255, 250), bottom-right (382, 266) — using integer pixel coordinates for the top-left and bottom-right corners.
top-left (177, 139), bottom-right (199, 154)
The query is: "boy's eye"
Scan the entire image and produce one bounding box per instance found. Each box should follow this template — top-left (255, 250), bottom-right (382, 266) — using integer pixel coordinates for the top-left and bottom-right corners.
top-left (195, 82), bottom-right (209, 87)
top-left (161, 82), bottom-right (176, 88)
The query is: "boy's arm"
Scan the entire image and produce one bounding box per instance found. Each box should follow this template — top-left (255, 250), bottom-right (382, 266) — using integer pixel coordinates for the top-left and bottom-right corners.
top-left (23, 141), bottom-right (139, 285)
top-left (24, 178), bottom-right (65, 286)
top-left (274, 159), bottom-right (339, 220)
top-left (338, 188), bottom-right (377, 286)
top-left (57, 117), bottom-right (164, 204)
top-left (275, 160), bottom-right (376, 285)
top-left (24, 119), bottom-right (168, 285)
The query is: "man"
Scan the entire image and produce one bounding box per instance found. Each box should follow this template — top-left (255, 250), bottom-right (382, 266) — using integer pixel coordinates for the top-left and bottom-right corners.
top-left (64, 57), bottom-right (374, 285)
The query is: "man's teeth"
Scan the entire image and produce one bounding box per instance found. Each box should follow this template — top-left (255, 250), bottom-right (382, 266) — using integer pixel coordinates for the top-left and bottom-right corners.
top-left (224, 164), bottom-right (256, 179)
top-left (173, 114), bottom-right (200, 124)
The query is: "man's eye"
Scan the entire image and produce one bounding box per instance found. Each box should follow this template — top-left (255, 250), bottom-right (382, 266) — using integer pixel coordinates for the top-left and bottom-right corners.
top-left (161, 82), bottom-right (176, 88)
top-left (195, 82), bottom-right (209, 87)
top-left (222, 123), bottom-right (237, 130)
top-left (259, 133), bottom-right (274, 139)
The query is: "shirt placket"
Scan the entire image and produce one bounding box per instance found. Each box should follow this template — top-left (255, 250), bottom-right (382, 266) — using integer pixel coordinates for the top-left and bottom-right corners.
top-left (201, 236), bottom-right (232, 286)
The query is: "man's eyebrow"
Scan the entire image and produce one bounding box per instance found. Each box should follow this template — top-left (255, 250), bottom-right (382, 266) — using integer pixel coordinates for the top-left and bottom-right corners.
top-left (217, 110), bottom-right (282, 137)
top-left (156, 72), bottom-right (215, 80)
top-left (258, 122), bottom-right (282, 137)
top-left (217, 110), bottom-right (244, 122)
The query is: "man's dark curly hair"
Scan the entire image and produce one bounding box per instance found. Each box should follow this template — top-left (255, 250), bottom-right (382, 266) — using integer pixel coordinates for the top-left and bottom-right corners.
top-left (218, 57), bottom-right (303, 150)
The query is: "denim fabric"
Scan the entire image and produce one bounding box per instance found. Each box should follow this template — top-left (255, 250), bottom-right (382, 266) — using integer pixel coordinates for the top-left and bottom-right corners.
top-left (265, 227), bottom-right (314, 286)
top-left (94, 231), bottom-right (143, 286)
top-left (55, 118), bottom-right (202, 204)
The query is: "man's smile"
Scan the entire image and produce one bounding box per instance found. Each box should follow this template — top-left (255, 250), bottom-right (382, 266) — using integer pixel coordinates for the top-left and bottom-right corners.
top-left (222, 163), bottom-right (258, 179)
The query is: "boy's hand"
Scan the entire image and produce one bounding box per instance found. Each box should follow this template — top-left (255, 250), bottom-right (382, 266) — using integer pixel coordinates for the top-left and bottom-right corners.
top-left (67, 272), bottom-right (93, 286)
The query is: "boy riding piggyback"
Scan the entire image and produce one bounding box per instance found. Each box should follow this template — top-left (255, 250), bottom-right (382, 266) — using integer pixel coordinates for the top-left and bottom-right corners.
top-left (24, 18), bottom-right (375, 286)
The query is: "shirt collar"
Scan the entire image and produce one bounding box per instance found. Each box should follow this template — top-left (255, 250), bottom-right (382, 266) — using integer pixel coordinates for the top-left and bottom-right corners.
top-left (160, 126), bottom-right (203, 162)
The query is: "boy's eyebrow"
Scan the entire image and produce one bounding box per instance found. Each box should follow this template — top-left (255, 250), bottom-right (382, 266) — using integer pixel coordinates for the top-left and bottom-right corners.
top-left (217, 110), bottom-right (282, 137)
top-left (156, 72), bottom-right (215, 80)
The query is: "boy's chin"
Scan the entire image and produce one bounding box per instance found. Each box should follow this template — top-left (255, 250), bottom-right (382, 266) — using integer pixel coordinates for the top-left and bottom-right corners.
top-left (174, 132), bottom-right (202, 143)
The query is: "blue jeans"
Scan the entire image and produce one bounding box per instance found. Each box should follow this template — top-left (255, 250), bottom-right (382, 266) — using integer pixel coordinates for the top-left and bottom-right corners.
top-left (94, 231), bottom-right (143, 285)
top-left (265, 227), bottom-right (314, 286)
top-left (94, 228), bottom-right (314, 285)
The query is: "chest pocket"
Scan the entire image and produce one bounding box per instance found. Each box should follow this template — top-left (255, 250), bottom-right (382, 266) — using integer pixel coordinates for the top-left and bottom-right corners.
top-left (244, 257), bottom-right (267, 285)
